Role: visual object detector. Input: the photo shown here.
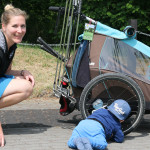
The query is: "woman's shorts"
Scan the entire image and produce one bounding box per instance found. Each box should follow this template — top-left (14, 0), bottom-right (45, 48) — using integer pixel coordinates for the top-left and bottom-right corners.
top-left (0, 75), bottom-right (14, 98)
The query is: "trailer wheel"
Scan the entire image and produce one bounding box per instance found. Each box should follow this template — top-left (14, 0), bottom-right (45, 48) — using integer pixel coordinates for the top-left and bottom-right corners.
top-left (79, 73), bottom-right (145, 135)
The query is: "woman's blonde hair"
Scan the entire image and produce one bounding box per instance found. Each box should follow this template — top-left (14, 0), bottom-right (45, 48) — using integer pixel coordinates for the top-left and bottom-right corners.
top-left (1, 4), bottom-right (28, 25)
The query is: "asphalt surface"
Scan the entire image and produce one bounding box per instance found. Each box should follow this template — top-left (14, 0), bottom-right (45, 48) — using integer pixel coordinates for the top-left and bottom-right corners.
top-left (1, 98), bottom-right (150, 150)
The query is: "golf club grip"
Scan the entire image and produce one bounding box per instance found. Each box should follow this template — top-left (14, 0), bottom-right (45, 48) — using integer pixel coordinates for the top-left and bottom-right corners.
top-left (49, 6), bottom-right (65, 12)
top-left (37, 37), bottom-right (65, 62)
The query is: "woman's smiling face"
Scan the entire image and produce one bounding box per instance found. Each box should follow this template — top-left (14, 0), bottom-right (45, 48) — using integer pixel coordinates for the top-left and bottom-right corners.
top-left (2, 15), bottom-right (26, 48)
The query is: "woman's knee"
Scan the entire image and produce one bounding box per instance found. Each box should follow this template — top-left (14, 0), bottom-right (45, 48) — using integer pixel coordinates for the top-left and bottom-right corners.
top-left (22, 80), bottom-right (33, 99)
top-left (2, 79), bottom-right (33, 98)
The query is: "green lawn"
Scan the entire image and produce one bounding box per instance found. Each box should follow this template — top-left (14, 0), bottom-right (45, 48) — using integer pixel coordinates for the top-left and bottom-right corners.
top-left (13, 45), bottom-right (57, 99)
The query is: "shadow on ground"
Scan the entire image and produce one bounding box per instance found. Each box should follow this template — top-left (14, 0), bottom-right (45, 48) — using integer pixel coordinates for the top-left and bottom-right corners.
top-left (0, 109), bottom-right (81, 130)
top-left (3, 123), bottom-right (50, 135)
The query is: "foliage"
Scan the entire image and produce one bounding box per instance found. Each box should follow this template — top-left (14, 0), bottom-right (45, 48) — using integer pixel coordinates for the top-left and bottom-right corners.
top-left (0, 0), bottom-right (150, 45)
top-left (81, 0), bottom-right (150, 45)
top-left (0, 0), bottom-right (64, 43)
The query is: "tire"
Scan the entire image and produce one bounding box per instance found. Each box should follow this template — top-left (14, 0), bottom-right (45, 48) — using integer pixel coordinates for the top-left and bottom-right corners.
top-left (79, 73), bottom-right (145, 135)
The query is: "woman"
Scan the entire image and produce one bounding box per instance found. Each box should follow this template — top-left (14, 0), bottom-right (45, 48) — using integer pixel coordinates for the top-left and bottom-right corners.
top-left (0, 4), bottom-right (35, 147)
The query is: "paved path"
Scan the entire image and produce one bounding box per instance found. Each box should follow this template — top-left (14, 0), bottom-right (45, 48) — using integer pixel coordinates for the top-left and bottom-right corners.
top-left (0, 98), bottom-right (150, 150)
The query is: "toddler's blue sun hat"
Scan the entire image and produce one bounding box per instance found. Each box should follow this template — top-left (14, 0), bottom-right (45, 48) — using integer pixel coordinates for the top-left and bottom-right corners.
top-left (108, 99), bottom-right (131, 120)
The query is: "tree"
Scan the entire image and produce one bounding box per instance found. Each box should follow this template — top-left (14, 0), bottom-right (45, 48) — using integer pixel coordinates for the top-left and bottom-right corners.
top-left (0, 0), bottom-right (150, 45)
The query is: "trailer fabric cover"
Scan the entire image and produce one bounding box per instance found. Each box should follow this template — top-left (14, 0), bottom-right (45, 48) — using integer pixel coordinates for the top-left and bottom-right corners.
top-left (95, 21), bottom-right (150, 57)
top-left (95, 22), bottom-right (129, 39)
top-left (72, 40), bottom-right (90, 87)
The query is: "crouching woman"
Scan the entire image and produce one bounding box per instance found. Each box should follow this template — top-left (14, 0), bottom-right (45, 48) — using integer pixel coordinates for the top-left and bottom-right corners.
top-left (0, 4), bottom-right (35, 147)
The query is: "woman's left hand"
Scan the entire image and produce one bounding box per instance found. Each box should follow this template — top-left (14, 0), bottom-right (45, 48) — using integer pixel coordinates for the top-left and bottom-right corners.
top-left (21, 70), bottom-right (35, 87)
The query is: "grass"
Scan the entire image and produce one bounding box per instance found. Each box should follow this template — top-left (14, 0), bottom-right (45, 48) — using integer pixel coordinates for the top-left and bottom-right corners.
top-left (12, 45), bottom-right (58, 99)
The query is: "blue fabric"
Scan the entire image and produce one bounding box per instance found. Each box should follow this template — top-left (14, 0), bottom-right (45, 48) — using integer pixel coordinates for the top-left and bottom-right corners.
top-left (107, 99), bottom-right (131, 120)
top-left (78, 22), bottom-right (150, 57)
top-left (76, 41), bottom-right (90, 88)
top-left (87, 109), bottom-right (124, 142)
top-left (68, 119), bottom-right (107, 150)
top-left (74, 137), bottom-right (93, 150)
top-left (72, 40), bottom-right (88, 87)
top-left (95, 22), bottom-right (129, 39)
top-left (96, 21), bottom-right (150, 57)
top-left (0, 75), bottom-right (14, 97)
